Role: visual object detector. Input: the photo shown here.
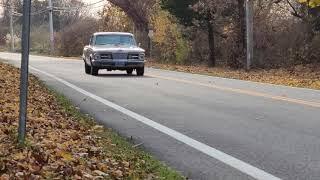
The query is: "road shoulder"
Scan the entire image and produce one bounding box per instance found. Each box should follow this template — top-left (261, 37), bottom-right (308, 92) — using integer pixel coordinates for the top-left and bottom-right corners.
top-left (0, 62), bottom-right (183, 179)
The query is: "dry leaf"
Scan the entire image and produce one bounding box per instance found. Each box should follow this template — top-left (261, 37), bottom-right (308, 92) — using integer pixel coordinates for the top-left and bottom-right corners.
top-left (0, 62), bottom-right (173, 179)
top-left (93, 170), bottom-right (109, 177)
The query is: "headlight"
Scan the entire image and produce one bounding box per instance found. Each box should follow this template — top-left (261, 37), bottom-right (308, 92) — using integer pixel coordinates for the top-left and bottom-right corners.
top-left (139, 53), bottom-right (145, 60)
top-left (128, 54), bottom-right (139, 59)
top-left (93, 53), bottom-right (100, 60)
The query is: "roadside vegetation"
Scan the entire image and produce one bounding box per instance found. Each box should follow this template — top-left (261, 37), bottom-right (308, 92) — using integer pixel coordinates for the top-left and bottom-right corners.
top-left (0, 62), bottom-right (183, 179)
top-left (1, 0), bottom-right (320, 67)
top-left (147, 61), bottom-right (320, 90)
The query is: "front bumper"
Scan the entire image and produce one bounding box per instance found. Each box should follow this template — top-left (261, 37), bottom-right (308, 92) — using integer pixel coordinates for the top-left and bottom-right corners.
top-left (92, 59), bottom-right (145, 69)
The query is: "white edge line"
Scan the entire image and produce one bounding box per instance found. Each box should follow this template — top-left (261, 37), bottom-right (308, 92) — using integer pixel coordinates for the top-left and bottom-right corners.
top-left (30, 66), bottom-right (282, 180)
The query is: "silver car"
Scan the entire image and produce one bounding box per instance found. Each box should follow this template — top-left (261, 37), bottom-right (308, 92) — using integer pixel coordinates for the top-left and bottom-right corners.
top-left (83, 32), bottom-right (146, 76)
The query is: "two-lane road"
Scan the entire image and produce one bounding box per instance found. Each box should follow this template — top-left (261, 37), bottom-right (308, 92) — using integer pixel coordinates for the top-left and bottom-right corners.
top-left (1, 52), bottom-right (320, 180)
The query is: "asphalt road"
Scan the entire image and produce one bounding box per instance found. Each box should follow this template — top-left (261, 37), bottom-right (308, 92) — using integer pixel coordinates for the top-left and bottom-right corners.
top-left (1, 52), bottom-right (320, 180)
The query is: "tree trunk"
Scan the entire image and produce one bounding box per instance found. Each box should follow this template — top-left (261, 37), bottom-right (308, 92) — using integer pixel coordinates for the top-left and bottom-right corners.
top-left (208, 20), bottom-right (215, 67)
top-left (227, 0), bottom-right (245, 68)
top-left (238, 0), bottom-right (246, 51)
top-left (135, 27), bottom-right (150, 55)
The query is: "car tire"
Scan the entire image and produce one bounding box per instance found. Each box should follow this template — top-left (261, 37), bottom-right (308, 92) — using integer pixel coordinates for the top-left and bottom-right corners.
top-left (91, 66), bottom-right (99, 76)
top-left (126, 69), bottom-right (133, 75)
top-left (85, 63), bottom-right (91, 74)
top-left (136, 67), bottom-right (144, 76)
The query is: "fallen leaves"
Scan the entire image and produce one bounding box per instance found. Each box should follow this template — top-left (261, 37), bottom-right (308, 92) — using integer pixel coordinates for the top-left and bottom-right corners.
top-left (112, 170), bottom-right (123, 178)
top-left (93, 170), bottom-right (109, 177)
top-left (57, 151), bottom-right (74, 162)
top-left (0, 63), bottom-right (178, 179)
top-left (0, 174), bottom-right (9, 180)
top-left (147, 61), bottom-right (320, 90)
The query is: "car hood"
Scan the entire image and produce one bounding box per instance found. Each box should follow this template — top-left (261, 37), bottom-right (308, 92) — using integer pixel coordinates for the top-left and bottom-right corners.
top-left (92, 45), bottom-right (145, 53)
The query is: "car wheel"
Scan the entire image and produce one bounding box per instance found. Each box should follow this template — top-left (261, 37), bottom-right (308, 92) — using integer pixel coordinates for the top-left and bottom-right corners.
top-left (91, 66), bottom-right (99, 76)
top-left (136, 67), bottom-right (144, 76)
top-left (85, 63), bottom-right (91, 74)
top-left (126, 69), bottom-right (133, 75)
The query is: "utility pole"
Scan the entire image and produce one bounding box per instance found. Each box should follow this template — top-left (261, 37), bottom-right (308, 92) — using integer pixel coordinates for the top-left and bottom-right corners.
top-left (245, 0), bottom-right (253, 71)
top-left (18, 0), bottom-right (32, 144)
top-left (149, 38), bottom-right (152, 58)
top-left (48, 0), bottom-right (54, 54)
top-left (9, 0), bottom-right (14, 52)
top-left (148, 29), bottom-right (153, 59)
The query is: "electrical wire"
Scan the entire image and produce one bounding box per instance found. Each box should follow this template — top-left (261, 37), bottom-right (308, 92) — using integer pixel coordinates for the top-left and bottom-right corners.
top-left (0, 3), bottom-right (48, 16)
top-left (0, 2), bottom-right (11, 9)
top-left (1, 0), bottom-right (106, 16)
top-left (31, 8), bottom-right (48, 15)
top-left (53, 4), bottom-right (105, 13)
top-left (12, 11), bottom-right (21, 16)
top-left (53, 0), bottom-right (105, 10)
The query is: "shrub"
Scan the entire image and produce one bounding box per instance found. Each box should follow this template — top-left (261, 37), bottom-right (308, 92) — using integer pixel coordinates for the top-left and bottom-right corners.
top-left (56, 18), bottom-right (98, 57)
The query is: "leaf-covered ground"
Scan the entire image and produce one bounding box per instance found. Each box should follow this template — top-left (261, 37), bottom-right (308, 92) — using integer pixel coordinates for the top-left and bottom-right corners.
top-left (0, 62), bottom-right (183, 180)
top-left (147, 62), bottom-right (320, 90)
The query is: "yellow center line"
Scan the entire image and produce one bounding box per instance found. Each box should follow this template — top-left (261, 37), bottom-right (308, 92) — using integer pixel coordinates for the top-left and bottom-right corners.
top-left (148, 74), bottom-right (320, 108)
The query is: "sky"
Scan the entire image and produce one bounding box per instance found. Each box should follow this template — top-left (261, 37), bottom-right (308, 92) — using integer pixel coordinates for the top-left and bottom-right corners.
top-left (83, 0), bottom-right (105, 3)
top-left (0, 0), bottom-right (107, 17)
top-left (82, 0), bottom-right (107, 17)
top-left (82, 0), bottom-right (106, 10)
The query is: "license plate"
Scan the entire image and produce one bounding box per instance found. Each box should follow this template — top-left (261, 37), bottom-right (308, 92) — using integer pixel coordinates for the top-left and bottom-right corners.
top-left (113, 53), bottom-right (127, 59)
top-left (115, 61), bottom-right (125, 67)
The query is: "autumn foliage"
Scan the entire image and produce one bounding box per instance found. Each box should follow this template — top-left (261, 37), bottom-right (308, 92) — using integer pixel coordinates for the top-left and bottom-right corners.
top-left (147, 61), bottom-right (320, 90)
top-left (0, 63), bottom-right (181, 179)
top-left (1, 0), bottom-right (320, 69)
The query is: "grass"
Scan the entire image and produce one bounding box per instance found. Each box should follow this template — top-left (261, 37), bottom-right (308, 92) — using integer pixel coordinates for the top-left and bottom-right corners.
top-left (0, 61), bottom-right (184, 179)
top-left (45, 82), bottom-right (184, 180)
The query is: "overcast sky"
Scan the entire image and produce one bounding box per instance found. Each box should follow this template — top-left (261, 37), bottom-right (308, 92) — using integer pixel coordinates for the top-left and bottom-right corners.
top-left (82, 0), bottom-right (106, 10)
top-left (83, 0), bottom-right (104, 3)
top-left (0, 0), bottom-right (106, 16)
top-left (82, 0), bottom-right (107, 17)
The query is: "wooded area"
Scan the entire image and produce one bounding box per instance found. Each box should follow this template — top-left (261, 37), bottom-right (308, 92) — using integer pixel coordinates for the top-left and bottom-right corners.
top-left (0, 0), bottom-right (319, 69)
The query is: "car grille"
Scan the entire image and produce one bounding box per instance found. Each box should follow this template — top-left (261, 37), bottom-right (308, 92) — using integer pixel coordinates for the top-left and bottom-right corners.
top-left (112, 53), bottom-right (128, 59)
top-left (100, 54), bottom-right (112, 59)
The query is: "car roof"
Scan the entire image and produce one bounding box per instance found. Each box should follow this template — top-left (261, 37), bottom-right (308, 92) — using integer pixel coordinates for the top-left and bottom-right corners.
top-left (93, 32), bottom-right (134, 36)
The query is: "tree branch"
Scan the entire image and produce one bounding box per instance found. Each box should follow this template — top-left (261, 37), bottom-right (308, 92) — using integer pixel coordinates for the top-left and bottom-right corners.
top-left (286, 0), bottom-right (303, 19)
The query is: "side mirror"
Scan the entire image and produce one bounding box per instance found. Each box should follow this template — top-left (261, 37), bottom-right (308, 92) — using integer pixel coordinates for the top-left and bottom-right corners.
top-left (138, 43), bottom-right (141, 47)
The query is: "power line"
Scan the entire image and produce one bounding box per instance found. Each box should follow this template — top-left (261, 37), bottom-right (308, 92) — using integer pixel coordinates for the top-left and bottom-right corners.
top-left (31, 8), bottom-right (48, 15)
top-left (0, 3), bottom-right (48, 16)
top-left (53, 0), bottom-right (105, 10)
top-left (53, 4), bottom-right (105, 12)
top-left (1, 0), bottom-right (106, 56)
top-left (12, 12), bottom-right (21, 16)
top-left (0, 2), bottom-right (38, 10)
top-left (8, 9), bottom-right (48, 16)
top-left (1, 0), bottom-right (106, 15)
top-left (90, 4), bottom-right (106, 9)
top-left (0, 2), bottom-right (11, 9)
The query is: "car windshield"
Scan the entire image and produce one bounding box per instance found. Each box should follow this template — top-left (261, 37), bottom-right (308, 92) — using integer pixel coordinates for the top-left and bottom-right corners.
top-left (95, 35), bottom-right (136, 46)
